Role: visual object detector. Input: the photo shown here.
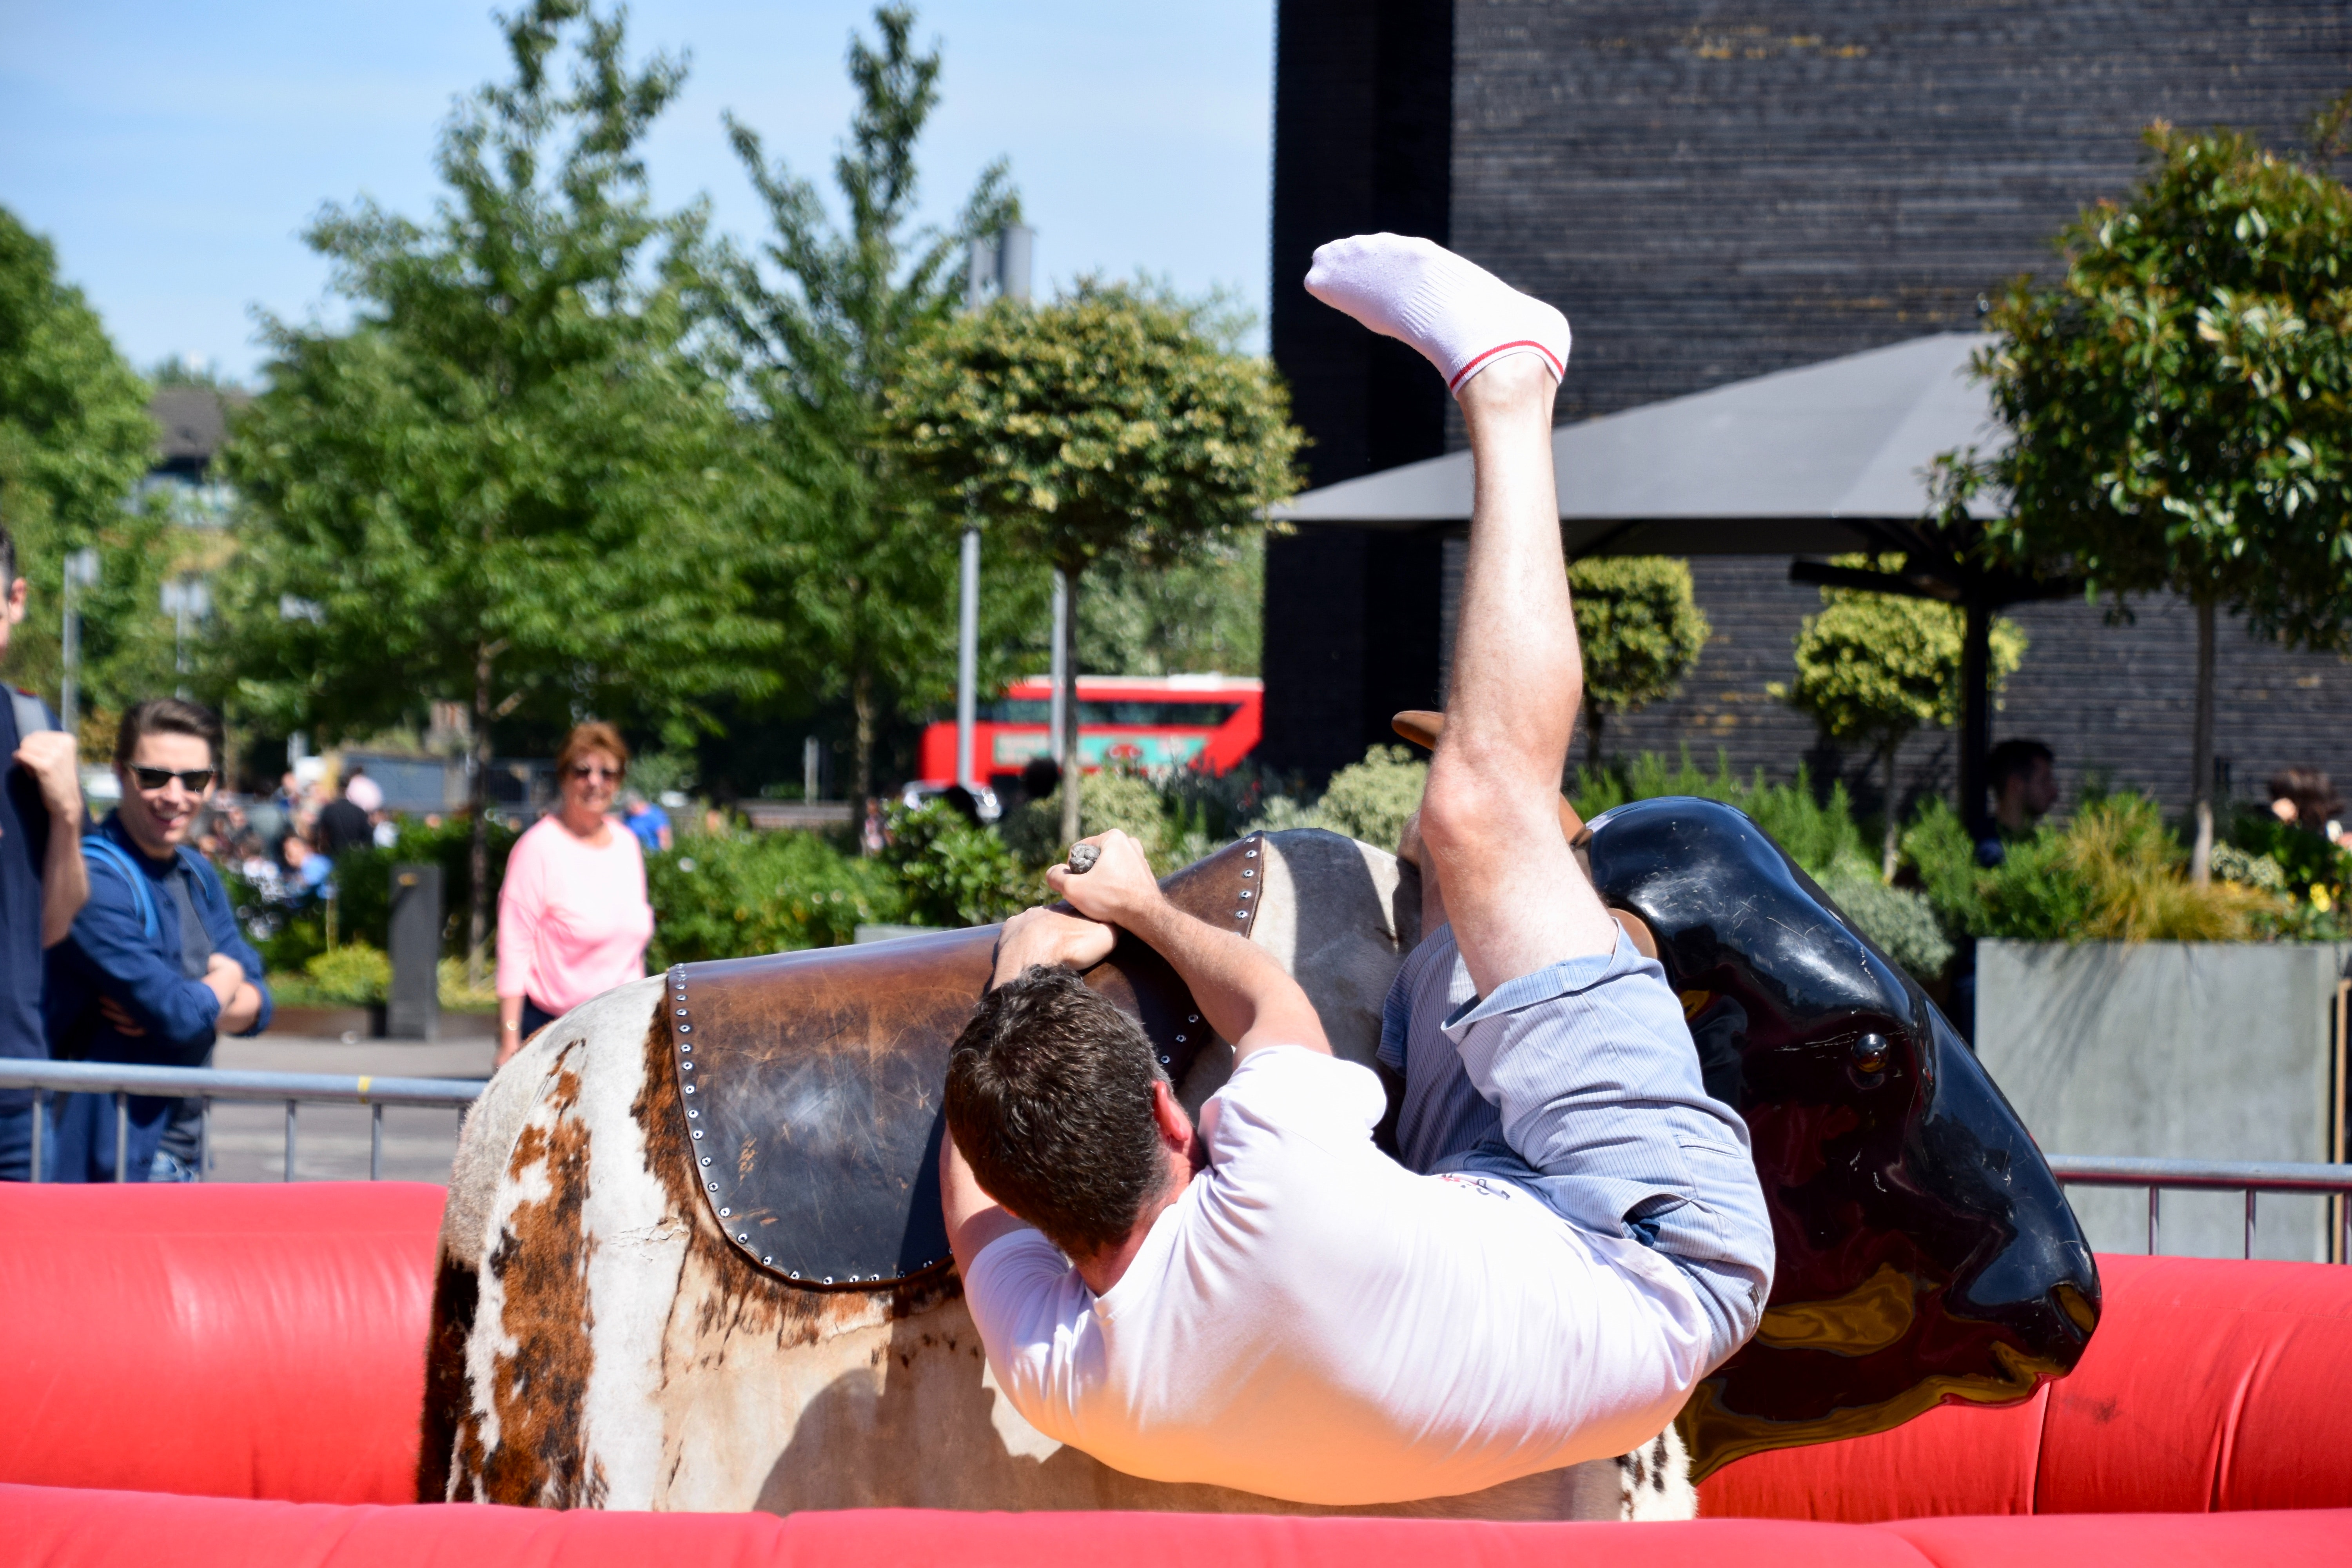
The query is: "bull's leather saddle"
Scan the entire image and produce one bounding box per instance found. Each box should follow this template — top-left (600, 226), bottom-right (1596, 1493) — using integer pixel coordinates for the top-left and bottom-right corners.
top-left (664, 835), bottom-right (1269, 1287)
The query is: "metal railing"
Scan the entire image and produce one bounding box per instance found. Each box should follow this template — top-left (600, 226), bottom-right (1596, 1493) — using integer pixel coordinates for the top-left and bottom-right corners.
top-left (4, 1061), bottom-right (2348, 1265)
top-left (1, 1060), bottom-right (484, 1183)
top-left (2049, 1154), bottom-right (2352, 1263)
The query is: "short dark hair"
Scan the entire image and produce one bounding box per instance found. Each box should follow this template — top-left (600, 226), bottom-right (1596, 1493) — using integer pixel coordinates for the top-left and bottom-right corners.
top-left (2269, 767), bottom-right (2342, 831)
top-left (945, 965), bottom-right (1171, 1258)
top-left (0, 522), bottom-right (15, 586)
top-left (114, 697), bottom-right (223, 771)
top-left (1987, 739), bottom-right (2054, 792)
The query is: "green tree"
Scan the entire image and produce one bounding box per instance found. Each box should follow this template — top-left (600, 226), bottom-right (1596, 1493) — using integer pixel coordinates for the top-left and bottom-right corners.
top-left (1773, 563), bottom-right (2025, 879)
top-left (0, 206), bottom-right (161, 709)
top-left (1567, 556), bottom-right (1710, 772)
top-left (224, 0), bottom-right (764, 980)
top-left (890, 281), bottom-right (1303, 845)
top-left (713, 5), bottom-right (1021, 813)
top-left (1078, 530), bottom-right (1263, 676)
top-left (1982, 122), bottom-right (2352, 881)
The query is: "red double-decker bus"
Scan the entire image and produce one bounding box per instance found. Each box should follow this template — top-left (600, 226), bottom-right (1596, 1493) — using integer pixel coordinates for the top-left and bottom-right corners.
top-left (916, 674), bottom-right (1263, 791)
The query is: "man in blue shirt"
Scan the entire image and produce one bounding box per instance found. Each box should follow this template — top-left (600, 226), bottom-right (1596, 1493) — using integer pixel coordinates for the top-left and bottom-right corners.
top-left (0, 526), bottom-right (91, 1181)
top-left (622, 790), bottom-right (671, 853)
top-left (46, 698), bottom-right (270, 1181)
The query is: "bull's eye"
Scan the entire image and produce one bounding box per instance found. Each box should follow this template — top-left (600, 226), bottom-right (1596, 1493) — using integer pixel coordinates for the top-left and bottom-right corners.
top-left (1850, 1032), bottom-right (1891, 1078)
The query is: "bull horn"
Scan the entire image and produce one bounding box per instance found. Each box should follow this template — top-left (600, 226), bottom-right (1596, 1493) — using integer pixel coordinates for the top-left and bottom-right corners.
top-left (1390, 709), bottom-right (1589, 845)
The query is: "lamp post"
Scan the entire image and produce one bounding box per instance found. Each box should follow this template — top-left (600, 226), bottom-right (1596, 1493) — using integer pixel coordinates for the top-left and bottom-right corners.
top-left (59, 548), bottom-right (98, 733)
top-left (160, 577), bottom-right (210, 700)
top-left (1048, 570), bottom-right (1069, 769)
top-left (955, 224), bottom-right (1036, 789)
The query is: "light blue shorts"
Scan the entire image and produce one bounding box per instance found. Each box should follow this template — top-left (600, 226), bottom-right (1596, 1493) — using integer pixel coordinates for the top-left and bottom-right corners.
top-left (1379, 925), bottom-right (1774, 1370)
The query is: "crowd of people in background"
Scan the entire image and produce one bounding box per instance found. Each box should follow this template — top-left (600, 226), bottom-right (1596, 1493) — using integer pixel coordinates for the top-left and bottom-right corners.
top-left (0, 522), bottom-right (672, 1181)
top-left (205, 765), bottom-right (399, 918)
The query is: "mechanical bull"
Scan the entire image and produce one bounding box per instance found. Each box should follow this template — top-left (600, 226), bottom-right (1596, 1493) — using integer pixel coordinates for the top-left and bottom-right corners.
top-left (417, 802), bottom-right (2099, 1517)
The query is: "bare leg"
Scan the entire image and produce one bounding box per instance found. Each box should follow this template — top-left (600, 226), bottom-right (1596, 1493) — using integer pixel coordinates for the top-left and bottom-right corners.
top-left (1418, 359), bottom-right (1619, 996)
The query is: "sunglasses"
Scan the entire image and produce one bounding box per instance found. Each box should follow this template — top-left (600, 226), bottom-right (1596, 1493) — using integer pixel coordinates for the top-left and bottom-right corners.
top-left (566, 764), bottom-right (622, 782)
top-left (130, 766), bottom-right (215, 793)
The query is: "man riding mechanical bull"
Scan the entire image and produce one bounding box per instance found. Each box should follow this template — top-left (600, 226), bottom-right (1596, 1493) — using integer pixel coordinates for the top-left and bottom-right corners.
top-left (942, 234), bottom-right (1773, 1505)
top-left (421, 238), bottom-right (2096, 1520)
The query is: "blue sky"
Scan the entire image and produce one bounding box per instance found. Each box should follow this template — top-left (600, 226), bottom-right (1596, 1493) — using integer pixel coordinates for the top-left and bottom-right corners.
top-left (0, 0), bottom-right (1274, 381)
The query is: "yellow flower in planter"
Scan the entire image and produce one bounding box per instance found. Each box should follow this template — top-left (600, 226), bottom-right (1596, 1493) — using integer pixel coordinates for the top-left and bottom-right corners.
top-left (2312, 886), bottom-right (2334, 914)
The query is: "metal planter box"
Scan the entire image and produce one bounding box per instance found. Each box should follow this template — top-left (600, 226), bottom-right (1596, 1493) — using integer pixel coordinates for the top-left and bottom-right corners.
top-left (1977, 940), bottom-right (2349, 1262)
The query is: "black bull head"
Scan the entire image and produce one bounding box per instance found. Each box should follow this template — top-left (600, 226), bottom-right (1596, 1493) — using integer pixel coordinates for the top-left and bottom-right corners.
top-left (1584, 798), bottom-right (2101, 1479)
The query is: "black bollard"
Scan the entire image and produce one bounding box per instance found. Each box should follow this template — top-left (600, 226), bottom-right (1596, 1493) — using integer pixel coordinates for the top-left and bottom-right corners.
top-left (388, 863), bottom-right (443, 1041)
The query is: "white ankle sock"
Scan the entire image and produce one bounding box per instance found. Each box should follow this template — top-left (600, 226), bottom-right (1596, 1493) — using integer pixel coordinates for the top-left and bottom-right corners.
top-left (1304, 233), bottom-right (1571, 395)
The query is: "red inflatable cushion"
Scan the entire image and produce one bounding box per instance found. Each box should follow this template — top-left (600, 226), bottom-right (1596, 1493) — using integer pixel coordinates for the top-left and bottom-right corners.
top-left (1700, 1252), bottom-right (2352, 1520)
top-left (0, 1182), bottom-right (444, 1504)
top-left (2034, 1252), bottom-right (2352, 1512)
top-left (5, 1487), bottom-right (2348, 1568)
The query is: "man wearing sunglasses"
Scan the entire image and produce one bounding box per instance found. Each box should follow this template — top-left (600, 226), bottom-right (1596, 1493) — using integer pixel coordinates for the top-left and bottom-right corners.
top-left (44, 698), bottom-right (271, 1181)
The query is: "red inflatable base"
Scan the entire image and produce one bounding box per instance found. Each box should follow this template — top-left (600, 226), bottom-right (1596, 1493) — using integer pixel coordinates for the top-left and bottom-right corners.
top-left (1700, 1252), bottom-right (2352, 1519)
top-left (0, 1182), bottom-right (444, 1504)
top-left (5, 1488), bottom-right (2347, 1568)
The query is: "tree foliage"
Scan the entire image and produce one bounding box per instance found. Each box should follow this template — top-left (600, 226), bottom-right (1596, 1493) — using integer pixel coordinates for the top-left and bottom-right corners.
top-left (889, 281), bottom-right (1302, 840)
top-left (1980, 122), bottom-right (2352, 877)
top-left (711, 4), bottom-right (1022, 808)
top-left (1079, 531), bottom-right (1263, 676)
top-left (223, 0), bottom-right (762, 973)
top-left (1776, 574), bottom-right (2026, 751)
top-left (0, 210), bottom-right (153, 557)
top-left (1567, 556), bottom-right (1709, 769)
top-left (0, 206), bottom-right (173, 713)
top-left (1773, 560), bottom-right (2024, 876)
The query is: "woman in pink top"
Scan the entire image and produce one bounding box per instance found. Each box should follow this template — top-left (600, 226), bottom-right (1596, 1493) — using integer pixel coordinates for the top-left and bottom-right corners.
top-left (495, 722), bottom-right (654, 1065)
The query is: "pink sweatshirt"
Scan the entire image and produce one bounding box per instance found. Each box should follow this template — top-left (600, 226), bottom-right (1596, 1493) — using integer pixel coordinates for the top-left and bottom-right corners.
top-left (495, 814), bottom-right (654, 1013)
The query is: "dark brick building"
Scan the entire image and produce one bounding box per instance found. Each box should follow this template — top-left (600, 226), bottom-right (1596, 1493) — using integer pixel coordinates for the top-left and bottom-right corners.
top-left (1265, 0), bottom-right (2352, 820)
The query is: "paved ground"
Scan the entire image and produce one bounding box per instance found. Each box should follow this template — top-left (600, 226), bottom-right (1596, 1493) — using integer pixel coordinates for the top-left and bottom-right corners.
top-left (201, 1033), bottom-right (499, 1185)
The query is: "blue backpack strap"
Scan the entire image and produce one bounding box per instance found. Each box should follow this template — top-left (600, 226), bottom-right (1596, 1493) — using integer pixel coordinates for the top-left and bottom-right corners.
top-left (82, 835), bottom-right (160, 943)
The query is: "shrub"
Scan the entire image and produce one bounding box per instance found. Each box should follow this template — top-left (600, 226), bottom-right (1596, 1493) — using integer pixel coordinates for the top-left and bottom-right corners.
top-left (1571, 748), bottom-right (1949, 979)
top-left (299, 942), bottom-right (391, 1006)
top-left (1155, 761), bottom-right (1285, 845)
top-left (2209, 842), bottom-right (2286, 894)
top-left (437, 957), bottom-right (498, 1011)
top-left (1231, 747), bottom-right (1427, 852)
top-left (1570, 555), bottom-right (1711, 769)
top-left (226, 866), bottom-right (327, 975)
top-left (646, 830), bottom-right (903, 965)
top-left (1244, 795), bottom-right (1321, 833)
top-left (884, 800), bottom-right (1037, 927)
top-left (1003, 769), bottom-right (1183, 870)
top-left (1575, 748), bottom-right (1865, 877)
top-left (1976, 794), bottom-right (2276, 942)
top-left (1818, 868), bottom-right (1955, 980)
top-left (300, 815), bottom-right (521, 962)
top-left (2227, 809), bottom-right (2347, 900)
top-left (1310, 746), bottom-right (1428, 851)
top-left (1898, 798), bottom-right (1984, 937)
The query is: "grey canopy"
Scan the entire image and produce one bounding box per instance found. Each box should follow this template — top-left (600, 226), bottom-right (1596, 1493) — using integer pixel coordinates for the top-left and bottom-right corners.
top-left (1274, 332), bottom-right (2006, 555)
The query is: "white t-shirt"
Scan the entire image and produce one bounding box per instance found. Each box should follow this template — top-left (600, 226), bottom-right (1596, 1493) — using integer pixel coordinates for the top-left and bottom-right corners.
top-left (961, 1046), bottom-right (1713, 1506)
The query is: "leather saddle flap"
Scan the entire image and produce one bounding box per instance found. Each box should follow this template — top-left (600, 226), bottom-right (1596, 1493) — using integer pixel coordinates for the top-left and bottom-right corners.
top-left (666, 834), bottom-right (1267, 1287)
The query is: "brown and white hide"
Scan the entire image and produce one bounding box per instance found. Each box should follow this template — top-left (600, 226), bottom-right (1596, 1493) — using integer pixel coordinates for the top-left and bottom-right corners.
top-left (420, 829), bottom-right (1696, 1521)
